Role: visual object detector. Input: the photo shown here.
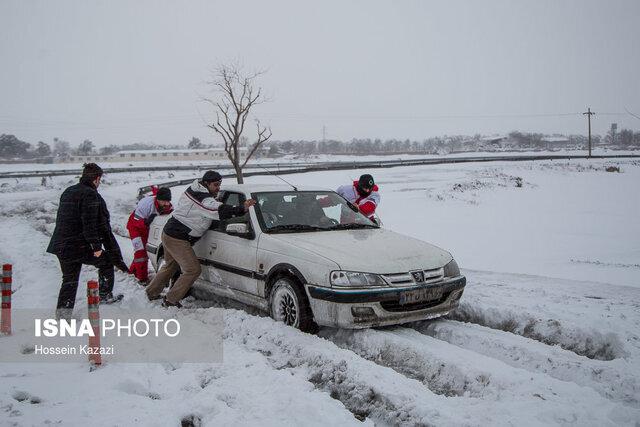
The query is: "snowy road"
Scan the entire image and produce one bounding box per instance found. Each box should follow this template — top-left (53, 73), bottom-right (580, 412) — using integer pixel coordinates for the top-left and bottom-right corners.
top-left (0, 158), bottom-right (639, 426)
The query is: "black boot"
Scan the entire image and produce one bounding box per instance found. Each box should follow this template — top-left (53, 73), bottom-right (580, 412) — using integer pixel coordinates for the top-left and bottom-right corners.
top-left (161, 297), bottom-right (182, 308)
top-left (100, 292), bottom-right (124, 304)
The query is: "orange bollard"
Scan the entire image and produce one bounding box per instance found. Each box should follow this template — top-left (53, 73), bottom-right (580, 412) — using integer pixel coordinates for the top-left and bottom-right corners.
top-left (1, 264), bottom-right (11, 335)
top-left (87, 280), bottom-right (102, 366)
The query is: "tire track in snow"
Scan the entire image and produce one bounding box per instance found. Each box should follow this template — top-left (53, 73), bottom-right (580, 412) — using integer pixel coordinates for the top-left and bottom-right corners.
top-left (322, 327), bottom-right (494, 399)
top-left (412, 319), bottom-right (640, 408)
top-left (321, 325), bottom-right (640, 423)
top-left (222, 310), bottom-right (638, 426)
top-left (222, 310), bottom-right (484, 426)
top-left (450, 301), bottom-right (625, 361)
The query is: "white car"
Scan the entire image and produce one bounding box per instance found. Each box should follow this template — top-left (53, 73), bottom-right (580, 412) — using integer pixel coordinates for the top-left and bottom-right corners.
top-left (146, 184), bottom-right (466, 332)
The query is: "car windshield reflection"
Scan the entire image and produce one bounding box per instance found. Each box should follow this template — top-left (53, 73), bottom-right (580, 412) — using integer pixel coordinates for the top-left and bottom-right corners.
top-left (254, 191), bottom-right (379, 233)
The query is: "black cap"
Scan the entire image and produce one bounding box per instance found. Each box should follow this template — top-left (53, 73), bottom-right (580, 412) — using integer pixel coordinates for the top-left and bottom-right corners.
top-left (156, 187), bottom-right (171, 201)
top-left (202, 170), bottom-right (222, 183)
top-left (358, 174), bottom-right (374, 190)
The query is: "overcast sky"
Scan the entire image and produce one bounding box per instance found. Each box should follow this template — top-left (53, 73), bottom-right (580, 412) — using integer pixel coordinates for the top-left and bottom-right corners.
top-left (1, 0), bottom-right (639, 147)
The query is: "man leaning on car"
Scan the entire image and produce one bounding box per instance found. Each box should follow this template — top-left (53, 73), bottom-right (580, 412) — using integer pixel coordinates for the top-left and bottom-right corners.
top-left (145, 170), bottom-right (256, 307)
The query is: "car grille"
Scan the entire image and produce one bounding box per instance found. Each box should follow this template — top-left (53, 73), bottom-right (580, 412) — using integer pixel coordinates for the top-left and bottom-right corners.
top-left (382, 267), bottom-right (444, 287)
top-left (381, 290), bottom-right (452, 312)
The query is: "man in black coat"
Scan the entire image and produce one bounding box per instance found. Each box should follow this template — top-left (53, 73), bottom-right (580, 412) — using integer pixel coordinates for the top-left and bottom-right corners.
top-left (47, 163), bottom-right (128, 317)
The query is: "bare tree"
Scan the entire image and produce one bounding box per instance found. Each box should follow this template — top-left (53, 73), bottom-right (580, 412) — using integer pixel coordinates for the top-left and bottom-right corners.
top-left (35, 141), bottom-right (51, 157)
top-left (187, 136), bottom-right (202, 149)
top-left (76, 139), bottom-right (94, 156)
top-left (52, 137), bottom-right (71, 157)
top-left (203, 63), bottom-right (272, 183)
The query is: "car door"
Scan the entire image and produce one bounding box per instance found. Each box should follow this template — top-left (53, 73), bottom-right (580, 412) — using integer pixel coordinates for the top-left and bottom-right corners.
top-left (200, 191), bottom-right (259, 296)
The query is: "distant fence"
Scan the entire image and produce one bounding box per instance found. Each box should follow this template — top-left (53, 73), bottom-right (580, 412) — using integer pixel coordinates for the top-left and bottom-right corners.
top-left (0, 162), bottom-right (238, 179)
top-left (0, 161), bottom-right (342, 179)
top-left (133, 154), bottom-right (640, 199)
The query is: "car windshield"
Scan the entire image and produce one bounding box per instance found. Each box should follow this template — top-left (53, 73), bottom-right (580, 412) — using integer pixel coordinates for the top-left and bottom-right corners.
top-left (254, 191), bottom-right (379, 233)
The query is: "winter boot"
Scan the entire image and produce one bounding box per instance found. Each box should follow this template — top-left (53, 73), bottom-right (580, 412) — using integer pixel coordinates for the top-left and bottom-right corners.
top-left (161, 297), bottom-right (182, 308)
top-left (100, 292), bottom-right (124, 304)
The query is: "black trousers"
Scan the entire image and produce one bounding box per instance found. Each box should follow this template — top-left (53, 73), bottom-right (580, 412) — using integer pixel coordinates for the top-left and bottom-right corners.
top-left (56, 253), bottom-right (114, 309)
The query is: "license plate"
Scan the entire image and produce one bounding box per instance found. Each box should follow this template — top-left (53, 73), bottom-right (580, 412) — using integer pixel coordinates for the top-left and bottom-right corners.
top-left (399, 287), bottom-right (442, 305)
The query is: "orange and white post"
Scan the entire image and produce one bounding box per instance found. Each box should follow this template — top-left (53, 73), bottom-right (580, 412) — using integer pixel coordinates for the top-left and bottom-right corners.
top-left (1, 264), bottom-right (11, 335)
top-left (86, 280), bottom-right (102, 366)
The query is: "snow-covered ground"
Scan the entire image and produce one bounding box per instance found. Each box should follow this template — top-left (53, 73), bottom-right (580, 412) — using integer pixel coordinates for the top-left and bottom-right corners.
top-left (0, 158), bottom-right (639, 426)
top-left (1, 147), bottom-right (638, 173)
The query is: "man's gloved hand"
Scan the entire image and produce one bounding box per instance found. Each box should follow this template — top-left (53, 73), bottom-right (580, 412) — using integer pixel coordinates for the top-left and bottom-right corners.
top-left (115, 260), bottom-right (130, 273)
top-left (345, 201), bottom-right (359, 213)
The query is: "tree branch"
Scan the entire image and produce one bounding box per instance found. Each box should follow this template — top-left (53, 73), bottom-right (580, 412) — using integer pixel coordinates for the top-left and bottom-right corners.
top-left (241, 120), bottom-right (272, 168)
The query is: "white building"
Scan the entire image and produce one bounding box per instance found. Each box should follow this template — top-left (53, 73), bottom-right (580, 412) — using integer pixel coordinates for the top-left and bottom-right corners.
top-left (542, 136), bottom-right (572, 150)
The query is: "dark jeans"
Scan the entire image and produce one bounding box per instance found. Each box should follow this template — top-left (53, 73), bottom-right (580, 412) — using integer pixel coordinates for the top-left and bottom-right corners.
top-left (56, 253), bottom-right (114, 309)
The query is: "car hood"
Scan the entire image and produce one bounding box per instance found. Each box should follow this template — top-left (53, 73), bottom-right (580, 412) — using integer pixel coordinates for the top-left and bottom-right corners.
top-left (268, 228), bottom-right (452, 273)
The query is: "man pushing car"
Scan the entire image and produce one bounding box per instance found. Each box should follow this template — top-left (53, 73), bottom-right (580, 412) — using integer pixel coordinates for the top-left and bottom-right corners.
top-left (145, 170), bottom-right (255, 307)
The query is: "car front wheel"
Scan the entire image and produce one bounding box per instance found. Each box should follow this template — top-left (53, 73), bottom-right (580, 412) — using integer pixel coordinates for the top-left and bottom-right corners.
top-left (269, 277), bottom-right (317, 333)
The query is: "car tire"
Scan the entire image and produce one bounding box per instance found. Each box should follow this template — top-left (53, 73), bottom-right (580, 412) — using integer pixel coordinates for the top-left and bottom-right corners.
top-left (269, 276), bottom-right (317, 333)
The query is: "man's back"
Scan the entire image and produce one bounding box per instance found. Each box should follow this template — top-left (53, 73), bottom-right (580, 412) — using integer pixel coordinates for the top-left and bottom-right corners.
top-left (164, 179), bottom-right (221, 242)
top-left (47, 182), bottom-right (101, 258)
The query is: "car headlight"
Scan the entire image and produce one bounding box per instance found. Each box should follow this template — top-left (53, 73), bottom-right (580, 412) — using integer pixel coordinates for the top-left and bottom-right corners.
top-left (444, 259), bottom-right (460, 277)
top-left (330, 271), bottom-right (387, 287)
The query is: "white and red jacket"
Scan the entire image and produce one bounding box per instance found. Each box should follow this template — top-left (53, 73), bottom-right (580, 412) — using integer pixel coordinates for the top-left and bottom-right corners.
top-left (336, 181), bottom-right (380, 220)
top-left (126, 188), bottom-right (173, 281)
top-left (163, 180), bottom-right (245, 243)
top-left (132, 195), bottom-right (161, 222)
top-left (129, 187), bottom-right (173, 229)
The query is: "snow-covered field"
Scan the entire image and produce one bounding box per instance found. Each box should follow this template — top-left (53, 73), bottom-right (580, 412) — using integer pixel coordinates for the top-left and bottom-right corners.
top-left (0, 158), bottom-right (639, 426)
top-left (1, 148), bottom-right (638, 173)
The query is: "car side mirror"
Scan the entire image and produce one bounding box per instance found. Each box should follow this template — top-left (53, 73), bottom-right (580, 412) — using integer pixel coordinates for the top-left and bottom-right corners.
top-left (226, 223), bottom-right (249, 236)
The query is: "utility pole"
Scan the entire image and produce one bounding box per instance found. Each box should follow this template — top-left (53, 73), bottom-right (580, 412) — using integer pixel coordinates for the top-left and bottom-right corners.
top-left (322, 125), bottom-right (326, 143)
top-left (583, 107), bottom-right (595, 157)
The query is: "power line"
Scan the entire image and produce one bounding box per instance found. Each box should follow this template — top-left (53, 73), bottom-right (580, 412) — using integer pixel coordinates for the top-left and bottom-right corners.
top-left (260, 112), bottom-right (585, 121)
top-left (0, 111), bottom-right (587, 131)
top-left (0, 110), bottom-right (635, 133)
top-left (625, 107), bottom-right (640, 121)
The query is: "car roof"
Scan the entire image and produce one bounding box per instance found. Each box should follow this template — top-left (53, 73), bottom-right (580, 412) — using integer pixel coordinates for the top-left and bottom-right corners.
top-left (221, 183), bottom-right (333, 193)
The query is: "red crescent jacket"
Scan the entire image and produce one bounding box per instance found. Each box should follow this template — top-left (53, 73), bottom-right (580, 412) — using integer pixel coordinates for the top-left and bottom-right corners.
top-left (336, 181), bottom-right (380, 219)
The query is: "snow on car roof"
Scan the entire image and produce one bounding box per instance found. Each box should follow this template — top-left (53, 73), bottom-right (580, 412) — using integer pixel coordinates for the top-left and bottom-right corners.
top-left (221, 183), bottom-right (333, 193)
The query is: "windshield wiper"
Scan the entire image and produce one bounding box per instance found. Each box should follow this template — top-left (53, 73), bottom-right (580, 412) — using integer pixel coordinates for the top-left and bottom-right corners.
top-left (267, 224), bottom-right (326, 233)
top-left (326, 223), bottom-right (378, 230)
